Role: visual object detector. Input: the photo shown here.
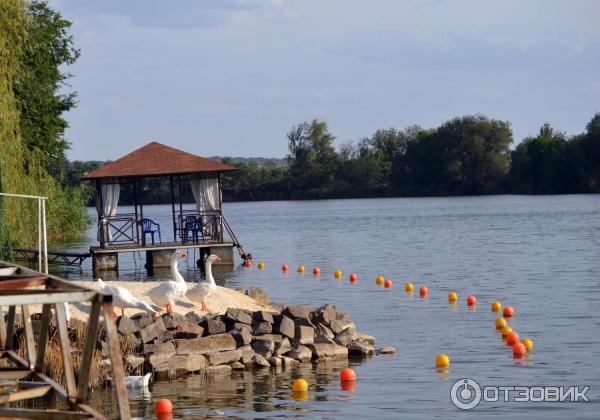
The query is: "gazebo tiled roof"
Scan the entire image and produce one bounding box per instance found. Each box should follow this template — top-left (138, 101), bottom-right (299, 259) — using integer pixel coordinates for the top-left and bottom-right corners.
top-left (81, 141), bottom-right (238, 180)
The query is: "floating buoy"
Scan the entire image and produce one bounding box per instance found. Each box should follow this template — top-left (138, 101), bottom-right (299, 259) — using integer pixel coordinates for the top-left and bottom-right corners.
top-left (376, 276), bottom-right (384, 286)
top-left (501, 325), bottom-right (513, 337)
top-left (491, 301), bottom-right (502, 312)
top-left (349, 273), bottom-right (358, 283)
top-left (257, 262), bottom-right (265, 270)
top-left (503, 306), bottom-right (515, 318)
top-left (292, 378), bottom-right (308, 392)
top-left (340, 380), bottom-right (356, 391)
top-left (448, 292), bottom-right (458, 302)
top-left (419, 286), bottom-right (428, 298)
top-left (312, 267), bottom-right (320, 275)
top-left (384, 279), bottom-right (393, 288)
top-left (155, 399), bottom-right (173, 414)
top-left (495, 317), bottom-right (507, 330)
top-left (521, 338), bottom-right (534, 351)
top-left (334, 270), bottom-right (342, 280)
top-left (405, 282), bottom-right (414, 292)
top-left (340, 368), bottom-right (356, 381)
top-left (282, 264), bottom-right (289, 272)
top-left (466, 295), bottom-right (477, 306)
top-left (506, 331), bottom-right (520, 346)
top-left (297, 265), bottom-right (305, 273)
top-left (512, 342), bottom-right (527, 358)
top-left (243, 261), bottom-right (252, 268)
top-left (435, 354), bottom-right (450, 368)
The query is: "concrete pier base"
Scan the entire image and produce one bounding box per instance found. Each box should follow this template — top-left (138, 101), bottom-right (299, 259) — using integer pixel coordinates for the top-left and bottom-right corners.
top-left (92, 252), bottom-right (118, 277)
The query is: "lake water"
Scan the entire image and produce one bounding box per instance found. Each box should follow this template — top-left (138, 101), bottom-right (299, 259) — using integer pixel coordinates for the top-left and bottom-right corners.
top-left (54, 195), bottom-right (600, 419)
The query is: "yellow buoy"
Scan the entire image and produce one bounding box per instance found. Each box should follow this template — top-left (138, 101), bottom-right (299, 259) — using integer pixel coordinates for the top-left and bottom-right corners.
top-left (404, 282), bottom-right (414, 292)
top-left (292, 378), bottom-right (308, 392)
top-left (491, 301), bottom-right (502, 312)
top-left (501, 325), bottom-right (513, 337)
top-left (495, 317), bottom-right (507, 330)
top-left (376, 276), bottom-right (384, 286)
top-left (521, 338), bottom-right (534, 351)
top-left (448, 292), bottom-right (458, 302)
top-left (257, 262), bottom-right (265, 270)
top-left (297, 265), bottom-right (305, 273)
top-left (334, 270), bottom-right (342, 279)
top-left (435, 354), bottom-right (450, 368)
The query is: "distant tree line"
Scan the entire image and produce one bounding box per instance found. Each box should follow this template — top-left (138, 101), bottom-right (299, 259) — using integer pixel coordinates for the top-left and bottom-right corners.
top-left (59, 113), bottom-right (600, 206)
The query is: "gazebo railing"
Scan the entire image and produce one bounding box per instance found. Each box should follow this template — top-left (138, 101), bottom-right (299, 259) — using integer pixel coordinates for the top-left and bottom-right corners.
top-left (99, 214), bottom-right (138, 247)
top-left (176, 210), bottom-right (223, 244)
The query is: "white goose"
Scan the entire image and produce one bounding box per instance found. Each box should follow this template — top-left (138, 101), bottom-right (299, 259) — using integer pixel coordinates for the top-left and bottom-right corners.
top-left (187, 254), bottom-right (220, 312)
top-left (147, 250), bottom-right (188, 313)
top-left (125, 372), bottom-right (152, 388)
top-left (97, 278), bottom-right (157, 317)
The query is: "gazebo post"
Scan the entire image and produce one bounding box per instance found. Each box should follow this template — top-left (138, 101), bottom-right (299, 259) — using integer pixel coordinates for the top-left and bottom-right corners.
top-left (133, 178), bottom-right (139, 244)
top-left (178, 175), bottom-right (184, 245)
top-left (138, 178), bottom-right (145, 247)
top-left (170, 176), bottom-right (176, 242)
top-left (217, 175), bottom-right (223, 241)
top-left (96, 180), bottom-right (105, 248)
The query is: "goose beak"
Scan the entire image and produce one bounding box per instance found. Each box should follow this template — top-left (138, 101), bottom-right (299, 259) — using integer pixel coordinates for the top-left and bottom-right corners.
top-left (215, 255), bottom-right (221, 261)
top-left (180, 251), bottom-right (187, 257)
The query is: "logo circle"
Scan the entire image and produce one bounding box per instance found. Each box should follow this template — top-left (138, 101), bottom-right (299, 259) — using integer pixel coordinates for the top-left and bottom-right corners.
top-left (450, 378), bottom-right (482, 410)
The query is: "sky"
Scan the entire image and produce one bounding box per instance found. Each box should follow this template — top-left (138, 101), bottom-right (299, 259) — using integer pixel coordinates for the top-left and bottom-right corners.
top-left (49, 0), bottom-right (600, 161)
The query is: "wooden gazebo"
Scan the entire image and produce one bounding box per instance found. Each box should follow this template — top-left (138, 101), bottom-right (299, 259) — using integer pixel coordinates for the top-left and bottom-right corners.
top-left (82, 141), bottom-right (247, 276)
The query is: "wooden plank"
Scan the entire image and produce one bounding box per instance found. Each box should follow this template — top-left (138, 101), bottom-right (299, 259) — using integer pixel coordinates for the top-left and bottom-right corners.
top-left (0, 276), bottom-right (48, 290)
top-left (5, 306), bottom-right (15, 350)
top-left (0, 407), bottom-right (98, 419)
top-left (0, 305), bottom-right (6, 346)
top-left (21, 305), bottom-right (36, 368)
top-left (0, 290), bottom-right (98, 306)
top-left (76, 299), bottom-right (101, 402)
top-left (34, 303), bottom-right (52, 372)
top-left (55, 303), bottom-right (77, 400)
top-left (102, 303), bottom-right (131, 420)
top-left (0, 384), bottom-right (51, 403)
top-left (0, 369), bottom-right (32, 380)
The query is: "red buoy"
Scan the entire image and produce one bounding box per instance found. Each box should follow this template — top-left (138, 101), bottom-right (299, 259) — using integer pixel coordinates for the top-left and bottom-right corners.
top-left (420, 286), bottom-right (428, 297)
top-left (282, 264), bottom-right (289, 272)
top-left (466, 295), bottom-right (477, 306)
top-left (155, 399), bottom-right (173, 414)
top-left (506, 331), bottom-right (520, 346)
top-left (503, 306), bottom-right (515, 317)
top-left (512, 342), bottom-right (526, 358)
top-left (312, 267), bottom-right (320, 275)
top-left (340, 368), bottom-right (356, 381)
top-left (243, 261), bottom-right (252, 268)
top-left (349, 273), bottom-right (358, 283)
top-left (384, 279), bottom-right (393, 288)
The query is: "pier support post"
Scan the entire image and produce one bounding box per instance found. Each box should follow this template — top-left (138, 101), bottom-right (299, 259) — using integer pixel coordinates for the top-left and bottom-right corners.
top-left (92, 252), bottom-right (118, 277)
top-left (209, 245), bottom-right (234, 266)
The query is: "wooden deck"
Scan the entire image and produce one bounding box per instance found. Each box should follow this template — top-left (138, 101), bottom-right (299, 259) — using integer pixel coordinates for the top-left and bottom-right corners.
top-left (90, 240), bottom-right (234, 254)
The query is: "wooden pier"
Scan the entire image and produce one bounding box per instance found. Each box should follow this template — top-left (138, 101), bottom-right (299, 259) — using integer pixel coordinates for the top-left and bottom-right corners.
top-left (13, 248), bottom-right (91, 267)
top-left (0, 261), bottom-right (130, 419)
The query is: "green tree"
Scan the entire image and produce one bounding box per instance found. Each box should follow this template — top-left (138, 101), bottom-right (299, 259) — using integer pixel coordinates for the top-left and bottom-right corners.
top-left (579, 113), bottom-right (600, 192)
top-left (14, 0), bottom-right (80, 162)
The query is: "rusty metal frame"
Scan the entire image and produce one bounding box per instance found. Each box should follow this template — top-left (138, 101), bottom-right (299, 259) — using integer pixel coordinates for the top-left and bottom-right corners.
top-left (0, 262), bottom-right (131, 419)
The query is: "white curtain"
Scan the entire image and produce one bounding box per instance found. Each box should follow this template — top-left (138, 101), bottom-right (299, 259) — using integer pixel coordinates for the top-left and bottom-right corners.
top-left (190, 176), bottom-right (220, 237)
top-left (97, 179), bottom-right (120, 242)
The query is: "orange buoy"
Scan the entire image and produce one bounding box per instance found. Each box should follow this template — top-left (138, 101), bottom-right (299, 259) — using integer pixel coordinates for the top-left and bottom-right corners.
top-left (503, 306), bottom-right (515, 317)
top-left (521, 338), bottom-right (534, 351)
top-left (334, 270), bottom-right (342, 280)
top-left (419, 286), bottom-right (428, 298)
top-left (340, 368), bottom-right (356, 381)
top-left (376, 276), bottom-right (384, 286)
top-left (155, 399), bottom-right (173, 414)
top-left (506, 331), bottom-right (520, 346)
top-left (466, 295), bottom-right (477, 306)
top-left (349, 273), bottom-right (358, 283)
top-left (512, 342), bottom-right (527, 358)
top-left (257, 262), bottom-right (265, 270)
top-left (495, 317), bottom-right (507, 330)
top-left (282, 263), bottom-right (289, 272)
top-left (448, 292), bottom-right (458, 302)
top-left (292, 378), bottom-right (308, 392)
top-left (435, 354), bottom-right (450, 368)
top-left (491, 301), bottom-right (502, 312)
top-left (405, 282), bottom-right (414, 292)
top-left (501, 325), bottom-right (513, 337)
top-left (312, 267), bottom-right (320, 275)
top-left (384, 279), bottom-right (393, 288)
top-left (243, 261), bottom-right (252, 268)
top-left (340, 380), bottom-right (356, 391)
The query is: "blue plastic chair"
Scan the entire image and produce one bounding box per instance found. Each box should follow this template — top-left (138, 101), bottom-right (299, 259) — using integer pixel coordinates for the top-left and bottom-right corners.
top-left (140, 218), bottom-right (161, 244)
top-left (184, 216), bottom-right (203, 243)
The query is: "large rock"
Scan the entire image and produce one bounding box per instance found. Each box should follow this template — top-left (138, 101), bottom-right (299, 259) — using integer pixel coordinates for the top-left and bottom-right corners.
top-left (330, 318), bottom-right (355, 335)
top-left (143, 341), bottom-right (176, 356)
top-left (274, 338), bottom-right (292, 356)
top-left (252, 354), bottom-right (270, 368)
top-left (253, 311), bottom-right (274, 324)
top-left (202, 318), bottom-right (227, 336)
top-left (251, 339), bottom-right (275, 357)
top-left (251, 320), bottom-right (272, 335)
top-left (185, 311), bottom-right (203, 325)
top-left (230, 323), bottom-right (253, 334)
top-left (139, 318), bottom-right (166, 343)
top-left (173, 323), bottom-right (204, 339)
top-left (283, 305), bottom-right (312, 320)
top-left (131, 313), bottom-right (155, 329)
top-left (334, 326), bottom-right (357, 347)
top-left (253, 334), bottom-right (283, 343)
top-left (231, 361), bottom-right (245, 370)
top-left (312, 304), bottom-right (339, 326)
top-left (207, 365), bottom-right (232, 376)
top-left (348, 341), bottom-right (375, 357)
top-left (378, 346), bottom-right (396, 354)
top-left (294, 325), bottom-right (315, 345)
top-left (273, 315), bottom-right (295, 339)
top-left (117, 316), bottom-right (139, 335)
top-left (176, 333), bottom-right (236, 355)
top-left (270, 356), bottom-right (282, 369)
top-left (151, 355), bottom-right (188, 379)
top-left (161, 313), bottom-right (188, 330)
top-left (124, 355), bottom-right (145, 370)
top-left (281, 356), bottom-right (299, 369)
top-left (226, 308), bottom-right (253, 325)
top-left (315, 324), bottom-right (335, 340)
top-left (232, 329), bottom-right (252, 346)
top-left (186, 354), bottom-right (207, 372)
top-left (307, 343), bottom-right (348, 360)
top-left (156, 331), bottom-right (175, 343)
top-left (206, 349), bottom-right (242, 366)
top-left (240, 346), bottom-right (256, 365)
top-left (246, 287), bottom-right (270, 306)
top-left (354, 332), bottom-right (376, 345)
top-left (314, 335), bottom-right (336, 345)
top-left (285, 345), bottom-right (312, 362)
